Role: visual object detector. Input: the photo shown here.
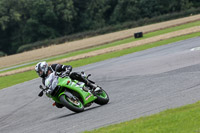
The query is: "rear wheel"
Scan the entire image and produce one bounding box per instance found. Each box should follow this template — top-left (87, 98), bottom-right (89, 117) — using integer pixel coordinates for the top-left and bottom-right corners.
top-left (95, 89), bottom-right (109, 105)
top-left (59, 94), bottom-right (84, 113)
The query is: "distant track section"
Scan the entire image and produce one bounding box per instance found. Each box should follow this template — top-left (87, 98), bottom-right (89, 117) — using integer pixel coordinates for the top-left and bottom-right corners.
top-left (0, 14), bottom-right (200, 69)
top-left (0, 26), bottom-right (200, 77)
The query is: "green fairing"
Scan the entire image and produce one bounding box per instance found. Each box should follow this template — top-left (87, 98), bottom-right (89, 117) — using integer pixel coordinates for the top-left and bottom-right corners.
top-left (51, 88), bottom-right (64, 104)
top-left (39, 72), bottom-right (109, 113)
top-left (51, 77), bottom-right (97, 105)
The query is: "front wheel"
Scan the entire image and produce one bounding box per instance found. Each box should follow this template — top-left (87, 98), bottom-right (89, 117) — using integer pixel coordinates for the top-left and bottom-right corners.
top-left (95, 89), bottom-right (109, 105)
top-left (59, 95), bottom-right (84, 113)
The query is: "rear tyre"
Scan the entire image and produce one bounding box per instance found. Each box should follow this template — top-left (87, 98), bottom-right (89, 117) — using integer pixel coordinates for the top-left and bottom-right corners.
top-left (59, 95), bottom-right (84, 113)
top-left (95, 89), bottom-right (109, 105)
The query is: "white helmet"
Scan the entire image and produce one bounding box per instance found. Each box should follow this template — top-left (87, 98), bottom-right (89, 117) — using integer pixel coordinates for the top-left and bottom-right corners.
top-left (35, 61), bottom-right (48, 78)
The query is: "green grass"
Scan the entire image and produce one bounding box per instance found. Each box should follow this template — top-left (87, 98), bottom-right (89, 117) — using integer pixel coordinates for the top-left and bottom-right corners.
top-left (84, 101), bottom-right (200, 133)
top-left (1, 20), bottom-right (200, 73)
top-left (0, 32), bottom-right (199, 90)
top-left (0, 70), bottom-right (38, 89)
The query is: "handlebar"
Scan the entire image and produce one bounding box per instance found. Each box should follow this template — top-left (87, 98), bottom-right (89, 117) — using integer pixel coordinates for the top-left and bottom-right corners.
top-left (38, 85), bottom-right (49, 97)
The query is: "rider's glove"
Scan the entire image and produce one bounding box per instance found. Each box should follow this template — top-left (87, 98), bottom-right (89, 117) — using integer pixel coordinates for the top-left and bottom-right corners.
top-left (55, 72), bottom-right (61, 76)
top-left (65, 68), bottom-right (71, 75)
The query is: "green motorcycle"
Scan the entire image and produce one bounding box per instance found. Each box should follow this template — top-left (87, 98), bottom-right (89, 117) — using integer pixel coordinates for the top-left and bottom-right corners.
top-left (38, 72), bottom-right (109, 113)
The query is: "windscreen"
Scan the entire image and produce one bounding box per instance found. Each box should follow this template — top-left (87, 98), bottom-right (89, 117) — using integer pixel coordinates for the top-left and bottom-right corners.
top-left (45, 72), bottom-right (58, 91)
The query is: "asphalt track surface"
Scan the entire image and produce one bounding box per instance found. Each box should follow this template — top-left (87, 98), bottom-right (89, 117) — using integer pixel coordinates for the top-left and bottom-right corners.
top-left (1, 37), bottom-right (200, 133)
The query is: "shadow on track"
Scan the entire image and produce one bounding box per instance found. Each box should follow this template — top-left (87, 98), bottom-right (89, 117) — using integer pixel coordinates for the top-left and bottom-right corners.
top-left (47, 105), bottom-right (102, 122)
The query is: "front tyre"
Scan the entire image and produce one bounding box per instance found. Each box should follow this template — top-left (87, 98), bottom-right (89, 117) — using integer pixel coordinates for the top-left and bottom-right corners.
top-left (59, 95), bottom-right (84, 113)
top-left (95, 89), bottom-right (109, 105)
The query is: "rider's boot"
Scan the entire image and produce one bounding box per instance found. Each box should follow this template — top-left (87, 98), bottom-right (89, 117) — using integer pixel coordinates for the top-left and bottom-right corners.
top-left (81, 78), bottom-right (101, 92)
top-left (70, 72), bottom-right (101, 92)
top-left (53, 102), bottom-right (64, 108)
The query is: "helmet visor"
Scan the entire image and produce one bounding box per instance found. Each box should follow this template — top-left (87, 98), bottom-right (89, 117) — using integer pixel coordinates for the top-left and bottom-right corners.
top-left (36, 63), bottom-right (47, 77)
top-left (38, 70), bottom-right (43, 77)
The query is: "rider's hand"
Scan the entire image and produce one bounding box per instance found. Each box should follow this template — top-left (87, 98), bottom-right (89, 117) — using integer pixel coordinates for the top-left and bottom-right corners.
top-left (65, 69), bottom-right (70, 75)
top-left (60, 70), bottom-right (70, 78)
top-left (55, 72), bottom-right (61, 76)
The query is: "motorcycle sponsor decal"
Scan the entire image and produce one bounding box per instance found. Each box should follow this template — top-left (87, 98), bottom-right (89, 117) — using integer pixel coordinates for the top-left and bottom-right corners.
top-left (86, 94), bottom-right (92, 100)
top-left (76, 82), bottom-right (84, 87)
top-left (70, 82), bottom-right (81, 87)
top-left (71, 82), bottom-right (76, 86)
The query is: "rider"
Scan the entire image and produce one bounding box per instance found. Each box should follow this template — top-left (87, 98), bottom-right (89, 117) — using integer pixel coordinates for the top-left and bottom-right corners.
top-left (35, 61), bottom-right (99, 108)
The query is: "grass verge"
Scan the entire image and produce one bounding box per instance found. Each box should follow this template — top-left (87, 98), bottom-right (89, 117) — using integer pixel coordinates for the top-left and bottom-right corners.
top-left (84, 101), bottom-right (200, 133)
top-left (1, 20), bottom-right (200, 73)
top-left (0, 32), bottom-right (199, 90)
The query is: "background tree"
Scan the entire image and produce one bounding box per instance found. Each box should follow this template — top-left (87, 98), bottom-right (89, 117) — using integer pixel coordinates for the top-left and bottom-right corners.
top-left (0, 0), bottom-right (199, 55)
top-left (110, 0), bottom-right (140, 23)
top-left (78, 0), bottom-right (110, 30)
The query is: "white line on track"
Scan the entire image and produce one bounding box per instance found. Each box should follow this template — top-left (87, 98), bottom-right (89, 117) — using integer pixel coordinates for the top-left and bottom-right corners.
top-left (190, 47), bottom-right (200, 51)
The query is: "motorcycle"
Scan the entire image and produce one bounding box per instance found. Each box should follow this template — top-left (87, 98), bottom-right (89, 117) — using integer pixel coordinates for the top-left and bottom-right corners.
top-left (38, 71), bottom-right (109, 113)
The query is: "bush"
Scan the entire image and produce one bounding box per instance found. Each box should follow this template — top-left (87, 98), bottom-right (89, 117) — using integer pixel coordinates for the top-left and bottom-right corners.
top-left (0, 51), bottom-right (6, 57)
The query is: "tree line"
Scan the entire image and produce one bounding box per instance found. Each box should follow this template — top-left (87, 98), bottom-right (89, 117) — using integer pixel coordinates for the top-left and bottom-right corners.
top-left (0, 0), bottom-right (200, 56)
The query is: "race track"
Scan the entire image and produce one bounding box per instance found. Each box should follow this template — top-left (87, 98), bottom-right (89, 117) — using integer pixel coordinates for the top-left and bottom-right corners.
top-left (1, 37), bottom-right (200, 133)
